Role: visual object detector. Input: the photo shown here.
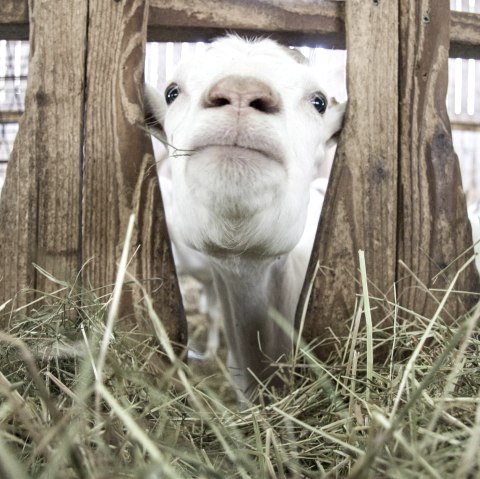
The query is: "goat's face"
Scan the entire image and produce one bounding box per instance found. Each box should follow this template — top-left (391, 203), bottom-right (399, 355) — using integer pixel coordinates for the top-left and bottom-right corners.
top-left (146, 36), bottom-right (345, 257)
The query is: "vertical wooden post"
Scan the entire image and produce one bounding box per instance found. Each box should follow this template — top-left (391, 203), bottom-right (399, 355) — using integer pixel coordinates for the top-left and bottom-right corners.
top-left (299, 0), bottom-right (479, 354)
top-left (81, 0), bottom-right (187, 345)
top-left (397, 0), bottom-right (479, 317)
top-left (0, 0), bottom-right (187, 350)
top-left (0, 0), bottom-right (88, 308)
top-left (298, 0), bottom-right (399, 354)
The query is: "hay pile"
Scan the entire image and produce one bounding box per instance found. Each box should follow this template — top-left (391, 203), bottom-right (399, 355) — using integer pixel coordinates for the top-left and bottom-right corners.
top-left (0, 257), bottom-right (478, 479)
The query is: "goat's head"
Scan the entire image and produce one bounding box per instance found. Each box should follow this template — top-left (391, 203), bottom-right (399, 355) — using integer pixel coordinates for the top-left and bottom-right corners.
top-left (145, 36), bottom-right (345, 258)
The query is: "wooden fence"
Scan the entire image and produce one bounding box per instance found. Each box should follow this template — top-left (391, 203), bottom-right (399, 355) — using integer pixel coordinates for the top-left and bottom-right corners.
top-left (0, 0), bottom-right (479, 354)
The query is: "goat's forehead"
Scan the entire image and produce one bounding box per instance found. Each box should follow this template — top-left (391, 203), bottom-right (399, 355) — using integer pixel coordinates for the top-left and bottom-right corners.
top-left (208, 37), bottom-right (302, 64)
top-left (172, 38), bottom-right (318, 88)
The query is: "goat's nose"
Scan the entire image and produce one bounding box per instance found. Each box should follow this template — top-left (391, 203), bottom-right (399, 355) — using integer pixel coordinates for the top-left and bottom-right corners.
top-left (204, 75), bottom-right (280, 113)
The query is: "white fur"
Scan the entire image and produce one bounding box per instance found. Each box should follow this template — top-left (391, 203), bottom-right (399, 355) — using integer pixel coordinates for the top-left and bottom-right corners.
top-left (159, 175), bottom-right (222, 359)
top-left (147, 36), bottom-right (345, 401)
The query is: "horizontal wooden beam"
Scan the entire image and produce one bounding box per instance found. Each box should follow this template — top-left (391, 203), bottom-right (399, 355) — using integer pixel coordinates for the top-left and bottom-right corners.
top-left (450, 10), bottom-right (480, 59)
top-left (0, 1), bottom-right (479, 58)
top-left (0, 111), bottom-right (23, 123)
top-left (0, 0), bottom-right (28, 39)
top-left (451, 121), bottom-right (480, 132)
top-left (148, 0), bottom-right (346, 48)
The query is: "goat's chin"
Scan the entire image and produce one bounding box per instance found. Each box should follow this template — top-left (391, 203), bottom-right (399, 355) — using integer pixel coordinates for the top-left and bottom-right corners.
top-left (193, 221), bottom-right (303, 260)
top-left (174, 198), bottom-right (307, 260)
top-left (172, 145), bottom-right (306, 259)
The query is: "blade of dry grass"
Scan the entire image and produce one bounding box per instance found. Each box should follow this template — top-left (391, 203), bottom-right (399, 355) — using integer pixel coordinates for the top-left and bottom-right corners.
top-left (0, 435), bottom-right (30, 479)
top-left (95, 214), bottom-right (135, 396)
top-left (358, 250), bottom-right (373, 402)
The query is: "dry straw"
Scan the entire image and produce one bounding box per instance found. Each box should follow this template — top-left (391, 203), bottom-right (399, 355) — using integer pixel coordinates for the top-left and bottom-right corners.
top-left (0, 222), bottom-right (479, 478)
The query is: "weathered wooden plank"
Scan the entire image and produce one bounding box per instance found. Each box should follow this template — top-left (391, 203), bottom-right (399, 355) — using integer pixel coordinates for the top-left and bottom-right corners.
top-left (0, 0), bottom-right (28, 21)
top-left (451, 121), bottom-right (480, 132)
top-left (0, 0), bottom-right (345, 46)
top-left (397, 0), bottom-right (479, 319)
top-left (0, 0), bottom-right (28, 39)
top-left (0, 0), bottom-right (187, 351)
top-left (298, 0), bottom-right (399, 355)
top-left (147, 0), bottom-right (345, 48)
top-left (0, 0), bottom-right (87, 313)
top-left (450, 11), bottom-right (480, 59)
top-left (81, 0), bottom-right (187, 347)
top-left (2, 0), bottom-right (479, 59)
top-left (0, 112), bottom-right (23, 123)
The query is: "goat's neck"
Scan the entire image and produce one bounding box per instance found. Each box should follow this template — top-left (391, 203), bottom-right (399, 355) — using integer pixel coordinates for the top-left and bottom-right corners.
top-left (209, 254), bottom-right (300, 396)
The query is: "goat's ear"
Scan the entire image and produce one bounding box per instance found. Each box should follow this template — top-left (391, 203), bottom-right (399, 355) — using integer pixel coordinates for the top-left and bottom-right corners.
top-left (325, 100), bottom-right (346, 147)
top-left (144, 83), bottom-right (167, 141)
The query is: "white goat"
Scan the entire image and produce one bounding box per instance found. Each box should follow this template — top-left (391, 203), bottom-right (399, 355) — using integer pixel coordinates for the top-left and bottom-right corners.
top-left (146, 36), bottom-right (345, 401)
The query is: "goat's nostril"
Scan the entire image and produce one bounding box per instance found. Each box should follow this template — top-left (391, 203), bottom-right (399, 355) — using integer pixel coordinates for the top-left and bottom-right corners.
top-left (209, 97), bottom-right (231, 108)
top-left (249, 97), bottom-right (279, 114)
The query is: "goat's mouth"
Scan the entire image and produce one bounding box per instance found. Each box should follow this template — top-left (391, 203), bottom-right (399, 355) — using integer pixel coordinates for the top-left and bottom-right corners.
top-left (193, 145), bottom-right (280, 164)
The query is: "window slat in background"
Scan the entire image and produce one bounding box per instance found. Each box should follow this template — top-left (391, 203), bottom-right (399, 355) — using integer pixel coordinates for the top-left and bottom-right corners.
top-left (449, 0), bottom-right (480, 204)
top-left (0, 39), bottom-right (27, 191)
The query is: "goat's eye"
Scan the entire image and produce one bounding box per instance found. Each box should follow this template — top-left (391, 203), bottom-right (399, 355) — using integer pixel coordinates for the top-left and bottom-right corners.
top-left (310, 93), bottom-right (327, 114)
top-left (165, 83), bottom-right (180, 105)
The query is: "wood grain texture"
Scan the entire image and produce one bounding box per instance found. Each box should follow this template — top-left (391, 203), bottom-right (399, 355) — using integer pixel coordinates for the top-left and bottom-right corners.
top-left (450, 11), bottom-right (480, 59)
top-left (0, 0), bottom-right (28, 21)
top-left (0, 0), bottom-right (87, 315)
top-left (0, 0), bottom-right (28, 39)
top-left (2, 0), bottom-right (479, 59)
top-left (0, 0), bottom-right (187, 350)
top-left (397, 0), bottom-right (479, 318)
top-left (297, 0), bottom-right (399, 355)
top-left (82, 0), bottom-right (187, 346)
top-left (298, 0), bottom-right (479, 354)
top-left (148, 0), bottom-right (345, 48)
